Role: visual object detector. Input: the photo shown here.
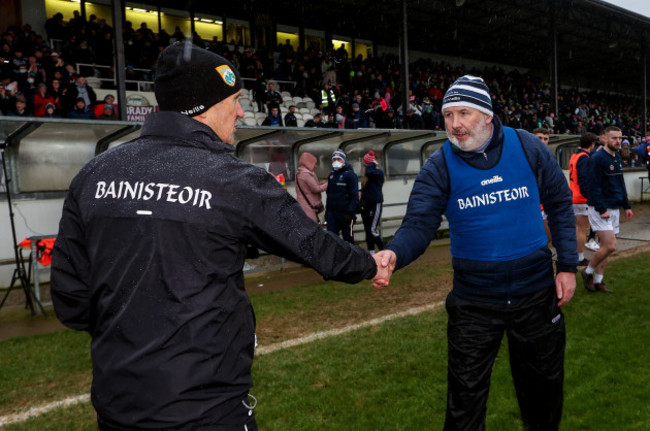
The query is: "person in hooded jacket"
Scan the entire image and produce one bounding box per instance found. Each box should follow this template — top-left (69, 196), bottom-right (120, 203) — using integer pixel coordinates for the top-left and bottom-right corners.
top-left (295, 152), bottom-right (328, 222)
top-left (326, 149), bottom-right (359, 244)
top-left (50, 42), bottom-right (384, 431)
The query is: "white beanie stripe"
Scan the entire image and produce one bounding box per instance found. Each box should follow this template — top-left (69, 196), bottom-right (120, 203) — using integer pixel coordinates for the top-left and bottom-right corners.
top-left (441, 101), bottom-right (494, 117)
top-left (446, 83), bottom-right (490, 98)
top-left (441, 75), bottom-right (493, 117)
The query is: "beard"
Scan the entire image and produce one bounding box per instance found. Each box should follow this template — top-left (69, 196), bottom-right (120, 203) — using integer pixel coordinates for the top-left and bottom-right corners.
top-left (447, 119), bottom-right (492, 152)
top-left (606, 141), bottom-right (620, 152)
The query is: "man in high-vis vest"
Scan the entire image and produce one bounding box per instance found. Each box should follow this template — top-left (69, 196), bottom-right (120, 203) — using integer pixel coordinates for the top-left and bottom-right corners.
top-left (568, 132), bottom-right (597, 267)
top-left (373, 75), bottom-right (577, 431)
top-left (320, 81), bottom-right (337, 114)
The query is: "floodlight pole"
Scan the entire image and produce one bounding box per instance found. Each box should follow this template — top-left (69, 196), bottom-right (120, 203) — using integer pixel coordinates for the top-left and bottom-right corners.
top-left (550, 0), bottom-right (559, 120)
top-left (641, 46), bottom-right (648, 137)
top-left (112, 0), bottom-right (128, 121)
top-left (400, 0), bottom-right (410, 119)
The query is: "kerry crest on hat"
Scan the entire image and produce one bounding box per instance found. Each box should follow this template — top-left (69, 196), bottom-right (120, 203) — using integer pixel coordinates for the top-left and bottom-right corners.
top-left (216, 64), bottom-right (237, 87)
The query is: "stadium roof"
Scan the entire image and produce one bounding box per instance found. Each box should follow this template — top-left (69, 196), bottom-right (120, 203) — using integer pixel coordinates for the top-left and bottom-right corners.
top-left (163, 0), bottom-right (650, 95)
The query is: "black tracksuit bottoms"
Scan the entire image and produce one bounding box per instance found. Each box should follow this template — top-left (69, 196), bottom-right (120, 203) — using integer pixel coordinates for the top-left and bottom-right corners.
top-left (444, 287), bottom-right (565, 431)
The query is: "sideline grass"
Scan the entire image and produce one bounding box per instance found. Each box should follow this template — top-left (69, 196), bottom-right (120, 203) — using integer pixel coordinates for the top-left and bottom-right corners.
top-left (1, 252), bottom-right (649, 430)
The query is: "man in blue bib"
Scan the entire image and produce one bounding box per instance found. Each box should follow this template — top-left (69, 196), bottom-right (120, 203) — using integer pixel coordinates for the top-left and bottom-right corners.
top-left (374, 75), bottom-right (577, 430)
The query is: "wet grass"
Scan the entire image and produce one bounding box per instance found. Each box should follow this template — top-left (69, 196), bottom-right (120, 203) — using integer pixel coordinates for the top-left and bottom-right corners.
top-left (1, 251), bottom-right (649, 430)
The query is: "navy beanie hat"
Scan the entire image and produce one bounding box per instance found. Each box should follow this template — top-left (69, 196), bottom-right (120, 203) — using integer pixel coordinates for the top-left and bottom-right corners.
top-left (441, 75), bottom-right (493, 117)
top-left (332, 149), bottom-right (347, 162)
top-left (155, 41), bottom-right (241, 116)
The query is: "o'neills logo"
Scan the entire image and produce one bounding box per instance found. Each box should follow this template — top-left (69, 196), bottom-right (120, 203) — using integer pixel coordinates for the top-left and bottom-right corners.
top-left (180, 105), bottom-right (205, 116)
top-left (216, 65), bottom-right (237, 86)
top-left (444, 95), bottom-right (461, 103)
top-left (480, 175), bottom-right (503, 186)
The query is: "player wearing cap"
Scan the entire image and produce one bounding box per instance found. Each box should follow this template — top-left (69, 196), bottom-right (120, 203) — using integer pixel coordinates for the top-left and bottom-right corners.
top-left (51, 42), bottom-right (383, 431)
top-left (373, 75), bottom-right (577, 430)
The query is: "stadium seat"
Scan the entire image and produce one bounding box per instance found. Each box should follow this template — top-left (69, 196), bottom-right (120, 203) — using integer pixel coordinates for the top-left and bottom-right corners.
top-left (305, 100), bottom-right (316, 109)
top-left (243, 117), bottom-right (257, 126)
top-left (299, 107), bottom-right (310, 115)
top-left (243, 111), bottom-right (254, 118)
top-left (302, 114), bottom-right (313, 122)
top-left (254, 112), bottom-right (267, 121)
top-left (297, 119), bottom-right (305, 127)
top-left (239, 98), bottom-right (252, 111)
top-left (310, 108), bottom-right (321, 115)
top-left (281, 91), bottom-right (292, 99)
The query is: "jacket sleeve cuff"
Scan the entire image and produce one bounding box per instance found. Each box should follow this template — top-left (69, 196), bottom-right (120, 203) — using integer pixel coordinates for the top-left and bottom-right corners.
top-left (556, 263), bottom-right (577, 273)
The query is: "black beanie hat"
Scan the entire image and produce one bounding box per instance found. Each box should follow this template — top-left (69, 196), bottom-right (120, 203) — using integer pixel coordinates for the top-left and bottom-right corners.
top-left (154, 41), bottom-right (241, 116)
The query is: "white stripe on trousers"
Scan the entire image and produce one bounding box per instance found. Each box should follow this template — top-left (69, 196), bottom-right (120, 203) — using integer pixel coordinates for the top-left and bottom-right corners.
top-left (370, 203), bottom-right (382, 237)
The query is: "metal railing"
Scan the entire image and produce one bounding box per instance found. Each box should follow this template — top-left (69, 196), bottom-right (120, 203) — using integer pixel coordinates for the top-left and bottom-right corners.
top-left (75, 63), bottom-right (155, 92)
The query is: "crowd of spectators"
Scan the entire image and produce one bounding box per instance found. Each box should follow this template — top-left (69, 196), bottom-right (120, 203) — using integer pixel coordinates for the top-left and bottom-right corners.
top-left (0, 20), bottom-right (118, 119)
top-left (2, 11), bottom-right (650, 156)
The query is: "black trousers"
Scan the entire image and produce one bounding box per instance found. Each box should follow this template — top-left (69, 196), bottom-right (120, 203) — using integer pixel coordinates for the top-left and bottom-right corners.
top-left (444, 287), bottom-right (565, 431)
top-left (326, 210), bottom-right (354, 244)
top-left (361, 202), bottom-right (384, 251)
top-left (97, 393), bottom-right (258, 431)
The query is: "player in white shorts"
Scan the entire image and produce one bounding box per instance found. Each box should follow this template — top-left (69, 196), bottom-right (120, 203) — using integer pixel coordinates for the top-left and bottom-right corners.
top-left (581, 127), bottom-right (633, 294)
top-left (587, 206), bottom-right (620, 234)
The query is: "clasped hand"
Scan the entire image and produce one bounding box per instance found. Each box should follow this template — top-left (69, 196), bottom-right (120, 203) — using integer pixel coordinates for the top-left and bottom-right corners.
top-left (371, 250), bottom-right (396, 289)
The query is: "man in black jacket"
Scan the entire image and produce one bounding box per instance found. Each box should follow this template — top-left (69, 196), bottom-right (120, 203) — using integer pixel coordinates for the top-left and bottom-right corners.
top-left (51, 42), bottom-right (381, 431)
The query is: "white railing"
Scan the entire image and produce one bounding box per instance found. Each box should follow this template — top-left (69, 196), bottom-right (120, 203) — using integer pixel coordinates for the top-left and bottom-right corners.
top-left (75, 63), bottom-right (154, 92)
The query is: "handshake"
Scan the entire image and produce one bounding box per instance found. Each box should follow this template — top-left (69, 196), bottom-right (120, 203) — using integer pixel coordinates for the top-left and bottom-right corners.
top-left (370, 250), bottom-right (397, 289)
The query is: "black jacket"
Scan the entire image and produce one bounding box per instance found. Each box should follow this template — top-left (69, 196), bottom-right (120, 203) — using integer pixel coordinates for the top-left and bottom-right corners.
top-left (361, 163), bottom-right (384, 204)
top-left (587, 148), bottom-right (631, 214)
top-left (51, 111), bottom-right (376, 429)
top-left (326, 163), bottom-right (359, 215)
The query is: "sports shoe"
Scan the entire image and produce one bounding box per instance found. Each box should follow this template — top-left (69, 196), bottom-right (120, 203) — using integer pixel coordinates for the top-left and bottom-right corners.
top-left (594, 282), bottom-right (613, 294)
top-left (577, 258), bottom-right (590, 266)
top-left (585, 239), bottom-right (600, 251)
top-left (581, 269), bottom-right (595, 292)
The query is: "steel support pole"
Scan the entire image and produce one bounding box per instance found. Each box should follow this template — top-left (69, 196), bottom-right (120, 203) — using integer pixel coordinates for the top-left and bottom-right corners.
top-left (111, 0), bottom-right (127, 121)
top-left (551, 1), bottom-right (559, 121)
top-left (643, 50), bottom-right (647, 137)
top-left (400, 0), bottom-right (409, 121)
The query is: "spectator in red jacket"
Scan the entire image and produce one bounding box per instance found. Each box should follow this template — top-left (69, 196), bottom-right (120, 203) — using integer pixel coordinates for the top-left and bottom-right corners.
top-left (33, 82), bottom-right (56, 117)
